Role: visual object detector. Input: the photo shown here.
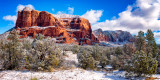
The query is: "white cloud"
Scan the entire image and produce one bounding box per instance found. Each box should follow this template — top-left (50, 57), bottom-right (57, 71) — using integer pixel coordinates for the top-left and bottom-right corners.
top-left (68, 7), bottom-right (74, 14)
top-left (54, 7), bottom-right (74, 15)
top-left (3, 4), bottom-right (34, 25)
top-left (57, 11), bottom-right (65, 14)
top-left (91, 0), bottom-right (160, 35)
top-left (16, 4), bottom-right (34, 12)
top-left (52, 8), bottom-right (54, 12)
top-left (81, 10), bottom-right (103, 24)
top-left (3, 15), bottom-right (17, 23)
top-left (154, 32), bottom-right (160, 38)
top-left (157, 38), bottom-right (160, 42)
top-left (153, 32), bottom-right (160, 44)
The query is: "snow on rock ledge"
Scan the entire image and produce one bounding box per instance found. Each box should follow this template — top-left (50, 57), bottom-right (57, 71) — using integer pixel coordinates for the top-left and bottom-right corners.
top-left (53, 14), bottom-right (80, 18)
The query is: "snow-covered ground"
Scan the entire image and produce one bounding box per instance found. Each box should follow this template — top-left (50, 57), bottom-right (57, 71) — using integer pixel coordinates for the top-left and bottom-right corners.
top-left (0, 69), bottom-right (106, 80)
top-left (64, 51), bottom-right (78, 63)
top-left (99, 41), bottom-right (133, 47)
top-left (0, 69), bottom-right (159, 80)
top-left (0, 69), bottom-right (124, 80)
top-left (153, 74), bottom-right (160, 78)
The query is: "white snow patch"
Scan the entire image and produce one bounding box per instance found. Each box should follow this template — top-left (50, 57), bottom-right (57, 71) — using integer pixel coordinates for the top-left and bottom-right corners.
top-left (53, 14), bottom-right (80, 18)
top-left (152, 74), bottom-right (160, 79)
top-left (47, 26), bottom-right (56, 27)
top-left (105, 65), bottom-right (113, 69)
top-left (29, 26), bottom-right (55, 30)
top-left (66, 29), bottom-right (80, 31)
top-left (64, 51), bottom-right (78, 63)
top-left (23, 7), bottom-right (33, 11)
top-left (73, 38), bottom-right (77, 40)
top-left (1, 70), bottom-right (159, 80)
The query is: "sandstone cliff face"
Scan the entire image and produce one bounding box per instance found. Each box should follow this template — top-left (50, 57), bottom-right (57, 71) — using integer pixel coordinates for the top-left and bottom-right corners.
top-left (16, 7), bottom-right (99, 45)
top-left (93, 28), bottom-right (135, 42)
top-left (16, 7), bottom-right (63, 28)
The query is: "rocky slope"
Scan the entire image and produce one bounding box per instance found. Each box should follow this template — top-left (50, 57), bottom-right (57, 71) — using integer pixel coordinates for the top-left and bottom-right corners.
top-left (93, 28), bottom-right (135, 43)
top-left (15, 7), bottom-right (99, 45)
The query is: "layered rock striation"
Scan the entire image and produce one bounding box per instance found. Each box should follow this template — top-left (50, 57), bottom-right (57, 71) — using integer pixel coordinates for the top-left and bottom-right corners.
top-left (15, 7), bottom-right (99, 45)
top-left (93, 28), bottom-right (135, 42)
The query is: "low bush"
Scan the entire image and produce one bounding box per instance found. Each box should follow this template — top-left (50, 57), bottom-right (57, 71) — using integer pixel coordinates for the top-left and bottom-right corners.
top-left (24, 35), bottom-right (63, 71)
top-left (77, 50), bottom-right (96, 70)
top-left (71, 44), bottom-right (79, 54)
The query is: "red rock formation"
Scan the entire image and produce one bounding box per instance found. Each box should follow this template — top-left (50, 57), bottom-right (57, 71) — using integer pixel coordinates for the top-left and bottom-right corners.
top-left (93, 28), bottom-right (135, 42)
top-left (16, 7), bottom-right (63, 28)
top-left (16, 7), bottom-right (99, 45)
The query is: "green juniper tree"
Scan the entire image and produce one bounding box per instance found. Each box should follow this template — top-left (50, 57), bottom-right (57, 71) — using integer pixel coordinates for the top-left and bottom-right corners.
top-left (157, 50), bottom-right (160, 73)
top-left (146, 29), bottom-right (155, 46)
top-left (92, 44), bottom-right (109, 68)
top-left (146, 29), bottom-right (157, 57)
top-left (125, 30), bottom-right (158, 77)
top-left (1, 30), bottom-right (23, 70)
top-left (126, 50), bottom-right (158, 77)
top-left (77, 50), bottom-right (96, 70)
top-left (91, 44), bottom-right (102, 61)
top-left (135, 31), bottom-right (146, 52)
top-left (123, 44), bottom-right (136, 56)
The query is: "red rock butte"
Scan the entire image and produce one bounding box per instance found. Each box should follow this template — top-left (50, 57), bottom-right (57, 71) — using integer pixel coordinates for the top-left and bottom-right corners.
top-left (15, 7), bottom-right (99, 45)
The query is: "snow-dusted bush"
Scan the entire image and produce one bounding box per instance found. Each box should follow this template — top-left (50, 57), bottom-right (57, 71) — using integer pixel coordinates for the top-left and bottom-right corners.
top-left (25, 35), bottom-right (64, 71)
top-left (125, 50), bottom-right (158, 77)
top-left (78, 44), bottom-right (109, 69)
top-left (60, 44), bottom-right (72, 51)
top-left (77, 50), bottom-right (96, 70)
top-left (71, 44), bottom-right (79, 54)
top-left (114, 47), bottom-right (124, 56)
top-left (0, 30), bottom-right (24, 70)
top-left (91, 44), bottom-right (103, 61)
top-left (92, 45), bottom-right (109, 68)
top-left (157, 49), bottom-right (160, 73)
top-left (99, 55), bottom-right (109, 68)
top-left (110, 55), bottom-right (121, 70)
top-left (0, 33), bottom-right (67, 71)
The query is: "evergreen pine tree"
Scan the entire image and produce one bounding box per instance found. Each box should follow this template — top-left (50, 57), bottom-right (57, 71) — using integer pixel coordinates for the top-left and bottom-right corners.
top-left (123, 44), bottom-right (136, 56)
top-left (135, 31), bottom-right (146, 51)
top-left (126, 50), bottom-right (158, 77)
top-left (146, 29), bottom-right (155, 46)
top-left (146, 29), bottom-right (157, 57)
top-left (157, 50), bottom-right (160, 73)
top-left (152, 41), bottom-right (158, 57)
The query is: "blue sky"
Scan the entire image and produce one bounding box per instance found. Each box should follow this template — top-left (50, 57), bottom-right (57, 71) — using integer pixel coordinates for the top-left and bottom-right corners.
top-left (0, 0), bottom-right (160, 44)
